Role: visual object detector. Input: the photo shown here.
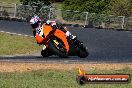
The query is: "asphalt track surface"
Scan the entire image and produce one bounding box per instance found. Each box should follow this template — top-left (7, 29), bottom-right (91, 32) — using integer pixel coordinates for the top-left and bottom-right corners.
top-left (0, 20), bottom-right (132, 63)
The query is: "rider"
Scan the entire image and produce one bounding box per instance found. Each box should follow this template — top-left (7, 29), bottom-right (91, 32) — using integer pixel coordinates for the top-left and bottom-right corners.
top-left (30, 16), bottom-right (77, 50)
top-left (30, 15), bottom-right (77, 41)
top-left (30, 15), bottom-right (42, 37)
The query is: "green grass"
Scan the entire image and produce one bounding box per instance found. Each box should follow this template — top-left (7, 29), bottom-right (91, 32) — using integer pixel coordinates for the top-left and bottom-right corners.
top-left (0, 68), bottom-right (131, 88)
top-left (0, 32), bottom-right (41, 55)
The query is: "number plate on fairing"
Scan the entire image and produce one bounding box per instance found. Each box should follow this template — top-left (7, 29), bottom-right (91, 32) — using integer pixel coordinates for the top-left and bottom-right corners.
top-left (53, 40), bottom-right (59, 45)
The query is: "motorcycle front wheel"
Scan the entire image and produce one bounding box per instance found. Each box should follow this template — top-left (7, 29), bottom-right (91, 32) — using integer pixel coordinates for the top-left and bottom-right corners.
top-left (41, 48), bottom-right (52, 57)
top-left (48, 39), bottom-right (68, 58)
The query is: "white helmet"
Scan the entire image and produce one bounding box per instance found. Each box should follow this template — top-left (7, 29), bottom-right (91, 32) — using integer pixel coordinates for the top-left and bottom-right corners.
top-left (30, 15), bottom-right (41, 29)
top-left (30, 15), bottom-right (41, 24)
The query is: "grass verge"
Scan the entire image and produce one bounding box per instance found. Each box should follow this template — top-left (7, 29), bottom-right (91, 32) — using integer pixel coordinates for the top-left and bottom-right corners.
top-left (0, 32), bottom-right (41, 55)
top-left (0, 67), bottom-right (131, 88)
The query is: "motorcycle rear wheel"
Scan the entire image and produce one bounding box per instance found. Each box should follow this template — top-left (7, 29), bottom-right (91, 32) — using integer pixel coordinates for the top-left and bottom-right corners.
top-left (76, 41), bottom-right (89, 58)
top-left (78, 48), bottom-right (89, 58)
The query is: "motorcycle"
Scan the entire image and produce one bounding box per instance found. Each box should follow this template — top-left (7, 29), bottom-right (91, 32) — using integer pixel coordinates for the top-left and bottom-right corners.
top-left (35, 23), bottom-right (89, 58)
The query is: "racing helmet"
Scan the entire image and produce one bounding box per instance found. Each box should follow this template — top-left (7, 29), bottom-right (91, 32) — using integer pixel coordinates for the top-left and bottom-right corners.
top-left (30, 15), bottom-right (41, 29)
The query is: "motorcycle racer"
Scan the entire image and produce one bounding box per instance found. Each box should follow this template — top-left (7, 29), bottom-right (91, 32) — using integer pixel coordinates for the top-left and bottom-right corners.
top-left (29, 15), bottom-right (88, 58)
top-left (30, 15), bottom-right (77, 43)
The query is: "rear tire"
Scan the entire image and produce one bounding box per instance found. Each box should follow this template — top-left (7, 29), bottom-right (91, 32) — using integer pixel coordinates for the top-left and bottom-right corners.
top-left (76, 41), bottom-right (89, 58)
top-left (78, 48), bottom-right (89, 58)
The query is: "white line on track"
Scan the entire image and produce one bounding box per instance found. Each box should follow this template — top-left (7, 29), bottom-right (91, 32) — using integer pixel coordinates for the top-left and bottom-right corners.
top-left (0, 30), bottom-right (34, 37)
top-left (17, 34), bottom-right (22, 36)
top-left (0, 31), bottom-right (5, 32)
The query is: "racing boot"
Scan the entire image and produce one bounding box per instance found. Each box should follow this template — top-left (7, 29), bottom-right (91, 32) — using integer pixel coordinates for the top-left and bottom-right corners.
top-left (65, 30), bottom-right (83, 45)
top-left (70, 34), bottom-right (77, 40)
top-left (65, 31), bottom-right (77, 40)
top-left (42, 45), bottom-right (46, 50)
top-left (70, 35), bottom-right (84, 48)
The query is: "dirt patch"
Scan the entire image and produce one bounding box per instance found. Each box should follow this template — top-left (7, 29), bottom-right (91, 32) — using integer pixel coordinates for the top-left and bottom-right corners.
top-left (0, 62), bottom-right (132, 72)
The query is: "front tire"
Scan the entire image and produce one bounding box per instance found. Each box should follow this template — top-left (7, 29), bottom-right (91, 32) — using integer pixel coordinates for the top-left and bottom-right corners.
top-left (48, 40), bottom-right (68, 58)
top-left (41, 48), bottom-right (52, 57)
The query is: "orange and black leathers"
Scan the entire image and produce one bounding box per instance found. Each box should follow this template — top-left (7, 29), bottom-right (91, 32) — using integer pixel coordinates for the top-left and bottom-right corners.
top-left (35, 23), bottom-right (69, 53)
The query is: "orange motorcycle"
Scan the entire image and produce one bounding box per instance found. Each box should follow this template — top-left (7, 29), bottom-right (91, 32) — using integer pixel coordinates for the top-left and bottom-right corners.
top-left (35, 23), bottom-right (89, 58)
